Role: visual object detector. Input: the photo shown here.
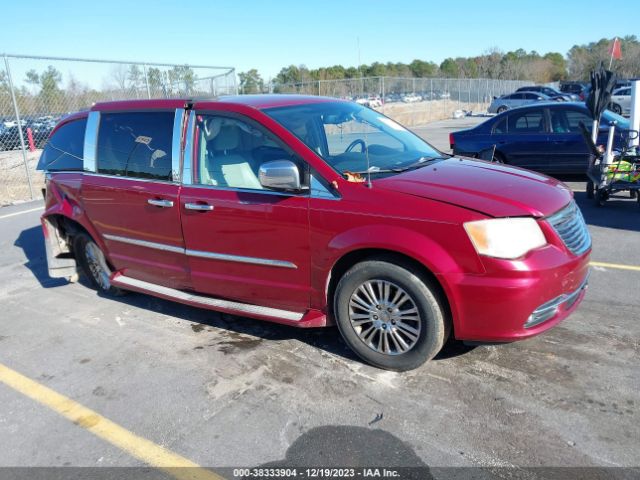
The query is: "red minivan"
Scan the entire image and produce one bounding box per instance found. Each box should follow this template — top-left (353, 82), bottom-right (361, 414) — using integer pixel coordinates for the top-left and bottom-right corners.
top-left (38, 95), bottom-right (591, 370)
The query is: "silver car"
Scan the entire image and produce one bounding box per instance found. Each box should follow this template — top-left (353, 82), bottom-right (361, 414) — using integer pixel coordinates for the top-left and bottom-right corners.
top-left (609, 87), bottom-right (631, 116)
top-left (488, 92), bottom-right (551, 114)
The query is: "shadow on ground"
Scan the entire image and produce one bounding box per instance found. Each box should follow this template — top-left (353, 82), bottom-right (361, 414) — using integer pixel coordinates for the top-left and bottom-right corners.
top-left (242, 425), bottom-right (432, 479)
top-left (14, 226), bottom-right (67, 288)
top-left (15, 225), bottom-right (475, 366)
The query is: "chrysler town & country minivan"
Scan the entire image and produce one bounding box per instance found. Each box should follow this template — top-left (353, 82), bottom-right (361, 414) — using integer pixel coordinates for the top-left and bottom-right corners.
top-left (38, 95), bottom-right (591, 370)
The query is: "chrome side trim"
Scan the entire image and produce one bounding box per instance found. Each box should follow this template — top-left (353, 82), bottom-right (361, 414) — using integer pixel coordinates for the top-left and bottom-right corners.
top-left (83, 111), bottom-right (100, 173)
top-left (112, 275), bottom-right (304, 321)
top-left (181, 110), bottom-right (196, 185)
top-left (186, 249), bottom-right (297, 269)
top-left (103, 234), bottom-right (183, 254)
top-left (172, 108), bottom-right (185, 182)
top-left (524, 271), bottom-right (589, 328)
top-left (103, 233), bottom-right (297, 268)
top-left (82, 172), bottom-right (177, 185)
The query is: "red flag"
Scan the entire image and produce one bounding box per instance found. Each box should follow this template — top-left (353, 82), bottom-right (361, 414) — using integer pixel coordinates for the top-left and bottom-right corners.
top-left (609, 37), bottom-right (622, 60)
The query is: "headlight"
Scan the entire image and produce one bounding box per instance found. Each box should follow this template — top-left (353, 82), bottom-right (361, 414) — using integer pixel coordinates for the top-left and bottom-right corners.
top-left (464, 218), bottom-right (547, 259)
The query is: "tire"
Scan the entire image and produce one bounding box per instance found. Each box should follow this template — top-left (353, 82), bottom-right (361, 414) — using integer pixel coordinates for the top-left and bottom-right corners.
top-left (496, 106), bottom-right (508, 113)
top-left (333, 257), bottom-right (449, 371)
top-left (595, 188), bottom-right (608, 207)
top-left (74, 233), bottom-right (124, 296)
top-left (630, 190), bottom-right (637, 199)
top-left (611, 103), bottom-right (622, 115)
top-left (586, 180), bottom-right (595, 199)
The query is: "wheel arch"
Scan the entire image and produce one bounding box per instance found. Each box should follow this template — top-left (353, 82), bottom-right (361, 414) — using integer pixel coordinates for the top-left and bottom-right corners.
top-left (325, 248), bottom-right (454, 333)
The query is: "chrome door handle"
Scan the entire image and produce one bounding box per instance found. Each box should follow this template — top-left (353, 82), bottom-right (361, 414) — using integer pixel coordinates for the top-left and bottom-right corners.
top-left (147, 198), bottom-right (174, 208)
top-left (185, 202), bottom-right (214, 211)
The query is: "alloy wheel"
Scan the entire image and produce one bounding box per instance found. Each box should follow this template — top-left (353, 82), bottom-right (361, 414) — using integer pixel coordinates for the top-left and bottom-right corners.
top-left (348, 279), bottom-right (422, 355)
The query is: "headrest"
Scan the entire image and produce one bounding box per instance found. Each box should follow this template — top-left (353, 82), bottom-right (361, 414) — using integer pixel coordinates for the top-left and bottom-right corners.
top-left (212, 125), bottom-right (240, 151)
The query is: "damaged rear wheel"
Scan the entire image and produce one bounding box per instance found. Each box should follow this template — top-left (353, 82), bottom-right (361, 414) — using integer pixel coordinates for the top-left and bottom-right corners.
top-left (74, 233), bottom-right (124, 296)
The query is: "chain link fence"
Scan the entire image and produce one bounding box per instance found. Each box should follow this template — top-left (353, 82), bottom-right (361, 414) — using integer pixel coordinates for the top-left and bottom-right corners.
top-left (0, 53), bottom-right (236, 205)
top-left (275, 76), bottom-right (531, 126)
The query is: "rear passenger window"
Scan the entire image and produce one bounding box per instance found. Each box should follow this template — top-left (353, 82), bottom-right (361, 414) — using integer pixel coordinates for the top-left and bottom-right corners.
top-left (508, 110), bottom-right (545, 133)
top-left (36, 119), bottom-right (86, 172)
top-left (96, 112), bottom-right (174, 181)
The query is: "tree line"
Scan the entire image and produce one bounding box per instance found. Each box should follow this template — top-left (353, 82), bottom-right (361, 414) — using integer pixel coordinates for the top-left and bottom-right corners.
top-left (239, 36), bottom-right (640, 93)
top-left (2, 36), bottom-right (639, 116)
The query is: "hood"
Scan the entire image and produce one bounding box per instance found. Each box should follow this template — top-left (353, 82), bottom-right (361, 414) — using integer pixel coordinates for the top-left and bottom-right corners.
top-left (376, 158), bottom-right (572, 218)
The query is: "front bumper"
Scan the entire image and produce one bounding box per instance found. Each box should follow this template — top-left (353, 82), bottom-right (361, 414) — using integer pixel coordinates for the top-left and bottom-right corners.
top-left (441, 244), bottom-right (591, 342)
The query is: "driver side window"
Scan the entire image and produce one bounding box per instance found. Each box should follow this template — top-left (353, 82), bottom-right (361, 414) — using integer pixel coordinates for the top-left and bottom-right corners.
top-left (195, 114), bottom-right (305, 190)
top-left (323, 118), bottom-right (403, 156)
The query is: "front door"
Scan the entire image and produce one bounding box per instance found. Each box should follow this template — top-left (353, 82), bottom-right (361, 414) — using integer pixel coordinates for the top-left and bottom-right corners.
top-left (179, 110), bottom-right (311, 312)
top-left (546, 107), bottom-right (593, 174)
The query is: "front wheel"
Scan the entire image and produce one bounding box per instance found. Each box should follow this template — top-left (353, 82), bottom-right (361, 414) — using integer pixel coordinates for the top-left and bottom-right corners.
top-left (74, 233), bottom-right (124, 296)
top-left (611, 103), bottom-right (622, 115)
top-left (334, 258), bottom-right (449, 371)
top-left (496, 106), bottom-right (508, 113)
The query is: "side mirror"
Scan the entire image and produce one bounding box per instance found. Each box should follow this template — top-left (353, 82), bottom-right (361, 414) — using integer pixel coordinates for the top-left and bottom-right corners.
top-left (259, 160), bottom-right (302, 191)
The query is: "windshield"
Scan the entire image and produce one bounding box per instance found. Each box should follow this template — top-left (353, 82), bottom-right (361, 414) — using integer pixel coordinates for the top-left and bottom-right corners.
top-left (264, 101), bottom-right (444, 176)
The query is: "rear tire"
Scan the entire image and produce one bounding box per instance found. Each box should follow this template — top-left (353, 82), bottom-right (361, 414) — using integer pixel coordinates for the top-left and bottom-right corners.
top-left (496, 106), bottom-right (508, 113)
top-left (74, 233), bottom-right (124, 296)
top-left (611, 103), bottom-right (622, 115)
top-left (333, 258), bottom-right (449, 371)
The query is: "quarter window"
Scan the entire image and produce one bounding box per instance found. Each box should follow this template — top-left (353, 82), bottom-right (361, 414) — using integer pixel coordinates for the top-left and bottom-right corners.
top-left (96, 112), bottom-right (174, 181)
top-left (36, 119), bottom-right (86, 172)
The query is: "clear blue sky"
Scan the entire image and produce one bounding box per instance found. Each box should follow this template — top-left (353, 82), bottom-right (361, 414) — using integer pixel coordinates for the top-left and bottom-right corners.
top-left (1, 0), bottom-right (637, 82)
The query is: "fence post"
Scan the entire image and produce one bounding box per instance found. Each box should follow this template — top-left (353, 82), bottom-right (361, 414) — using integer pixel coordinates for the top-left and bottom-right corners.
top-left (142, 64), bottom-right (151, 99)
top-left (3, 55), bottom-right (35, 200)
top-left (381, 77), bottom-right (385, 114)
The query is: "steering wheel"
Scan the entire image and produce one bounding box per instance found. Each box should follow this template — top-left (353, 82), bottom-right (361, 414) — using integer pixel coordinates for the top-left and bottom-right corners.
top-left (345, 139), bottom-right (367, 153)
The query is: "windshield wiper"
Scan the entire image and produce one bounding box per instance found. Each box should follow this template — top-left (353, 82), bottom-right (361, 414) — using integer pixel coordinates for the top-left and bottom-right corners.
top-left (397, 155), bottom-right (449, 171)
top-left (345, 167), bottom-right (406, 175)
top-left (346, 156), bottom-right (449, 176)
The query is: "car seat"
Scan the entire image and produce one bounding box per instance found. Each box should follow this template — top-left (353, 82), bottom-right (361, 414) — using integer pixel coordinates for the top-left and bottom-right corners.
top-left (202, 120), bottom-right (262, 189)
top-left (551, 112), bottom-right (570, 133)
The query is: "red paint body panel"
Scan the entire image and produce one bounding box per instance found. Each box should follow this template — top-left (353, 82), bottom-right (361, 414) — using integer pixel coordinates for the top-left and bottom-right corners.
top-left (377, 158), bottom-right (573, 218)
top-left (180, 186), bottom-right (311, 311)
top-left (80, 175), bottom-right (190, 289)
top-left (41, 95), bottom-right (591, 343)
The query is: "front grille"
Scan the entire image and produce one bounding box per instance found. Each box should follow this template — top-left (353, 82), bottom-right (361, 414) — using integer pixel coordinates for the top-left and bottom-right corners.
top-left (546, 201), bottom-right (591, 255)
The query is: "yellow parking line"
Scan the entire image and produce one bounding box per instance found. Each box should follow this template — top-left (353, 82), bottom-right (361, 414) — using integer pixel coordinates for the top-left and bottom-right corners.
top-left (590, 261), bottom-right (640, 272)
top-left (0, 363), bottom-right (223, 480)
top-left (0, 206), bottom-right (42, 220)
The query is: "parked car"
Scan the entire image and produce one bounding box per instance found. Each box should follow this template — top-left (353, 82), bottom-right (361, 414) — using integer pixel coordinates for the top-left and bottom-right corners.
top-left (609, 86), bottom-right (632, 116)
top-left (39, 95), bottom-right (590, 371)
top-left (401, 93), bottom-right (421, 103)
top-left (560, 82), bottom-right (587, 96)
top-left (451, 102), bottom-right (630, 174)
top-left (516, 86), bottom-right (576, 101)
top-left (488, 92), bottom-right (551, 113)
top-left (0, 124), bottom-right (51, 151)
